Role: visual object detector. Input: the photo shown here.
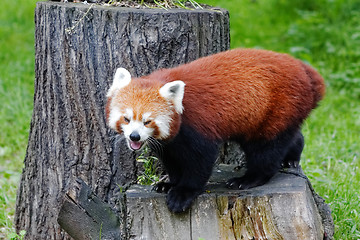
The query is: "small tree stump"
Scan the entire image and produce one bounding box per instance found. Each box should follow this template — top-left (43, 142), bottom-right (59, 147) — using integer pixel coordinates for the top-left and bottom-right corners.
top-left (125, 166), bottom-right (324, 240)
top-left (14, 2), bottom-right (230, 239)
top-left (58, 165), bottom-right (332, 240)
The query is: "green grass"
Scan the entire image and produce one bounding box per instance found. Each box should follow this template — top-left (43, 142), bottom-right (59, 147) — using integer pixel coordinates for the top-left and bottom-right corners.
top-left (1, 0), bottom-right (359, 239)
top-left (0, 0), bottom-right (37, 238)
top-left (136, 147), bottom-right (161, 185)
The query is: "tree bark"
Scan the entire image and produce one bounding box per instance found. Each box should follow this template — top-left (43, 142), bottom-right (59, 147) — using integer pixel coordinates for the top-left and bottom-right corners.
top-left (15, 2), bottom-right (230, 239)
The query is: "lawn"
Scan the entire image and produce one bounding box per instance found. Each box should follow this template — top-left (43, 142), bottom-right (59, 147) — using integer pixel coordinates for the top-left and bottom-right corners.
top-left (0, 0), bottom-right (37, 238)
top-left (1, 0), bottom-right (359, 239)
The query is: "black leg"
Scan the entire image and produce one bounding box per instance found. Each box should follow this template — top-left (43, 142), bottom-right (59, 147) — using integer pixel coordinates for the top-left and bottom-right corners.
top-left (153, 125), bottom-right (219, 213)
top-left (282, 130), bottom-right (304, 168)
top-left (227, 128), bottom-right (301, 190)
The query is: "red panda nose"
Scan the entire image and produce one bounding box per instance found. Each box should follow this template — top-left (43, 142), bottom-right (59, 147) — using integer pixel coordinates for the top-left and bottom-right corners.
top-left (130, 131), bottom-right (141, 142)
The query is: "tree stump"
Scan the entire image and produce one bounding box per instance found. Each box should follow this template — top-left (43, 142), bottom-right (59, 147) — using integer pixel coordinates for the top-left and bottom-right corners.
top-left (57, 165), bottom-right (333, 240)
top-left (124, 165), bottom-right (326, 240)
top-left (14, 2), bottom-right (230, 239)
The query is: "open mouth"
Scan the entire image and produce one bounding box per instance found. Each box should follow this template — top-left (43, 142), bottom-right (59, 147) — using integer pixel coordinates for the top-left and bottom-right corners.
top-left (128, 140), bottom-right (144, 151)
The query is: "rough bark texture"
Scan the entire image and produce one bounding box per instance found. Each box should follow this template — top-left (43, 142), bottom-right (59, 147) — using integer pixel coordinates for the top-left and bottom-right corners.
top-left (15, 2), bottom-right (230, 239)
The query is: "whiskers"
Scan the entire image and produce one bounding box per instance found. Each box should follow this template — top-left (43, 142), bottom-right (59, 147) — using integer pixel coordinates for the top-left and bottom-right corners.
top-left (146, 136), bottom-right (163, 158)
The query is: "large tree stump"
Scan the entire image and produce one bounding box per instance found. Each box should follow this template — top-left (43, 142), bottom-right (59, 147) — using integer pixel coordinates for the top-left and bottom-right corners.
top-left (15, 2), bottom-right (230, 239)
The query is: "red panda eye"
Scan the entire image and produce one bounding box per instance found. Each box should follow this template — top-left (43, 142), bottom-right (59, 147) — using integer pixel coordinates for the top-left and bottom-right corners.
top-left (124, 117), bottom-right (130, 123)
top-left (144, 120), bottom-right (152, 126)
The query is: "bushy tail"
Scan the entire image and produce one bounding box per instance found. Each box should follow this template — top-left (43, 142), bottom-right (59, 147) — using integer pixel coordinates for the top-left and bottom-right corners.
top-left (302, 63), bottom-right (326, 108)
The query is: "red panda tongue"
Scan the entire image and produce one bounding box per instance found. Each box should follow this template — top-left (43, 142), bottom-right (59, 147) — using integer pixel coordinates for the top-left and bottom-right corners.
top-left (130, 141), bottom-right (142, 150)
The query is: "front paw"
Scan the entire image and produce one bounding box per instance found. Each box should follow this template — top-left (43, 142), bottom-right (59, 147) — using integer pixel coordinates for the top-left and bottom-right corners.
top-left (282, 159), bottom-right (300, 168)
top-left (166, 187), bottom-right (202, 213)
top-left (152, 182), bottom-right (172, 193)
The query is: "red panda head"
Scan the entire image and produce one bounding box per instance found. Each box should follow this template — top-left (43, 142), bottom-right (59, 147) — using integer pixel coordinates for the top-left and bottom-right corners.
top-left (106, 68), bottom-right (185, 151)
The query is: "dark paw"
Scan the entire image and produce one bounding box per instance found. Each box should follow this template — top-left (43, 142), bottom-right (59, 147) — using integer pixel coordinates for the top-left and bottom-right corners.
top-left (166, 187), bottom-right (202, 213)
top-left (152, 182), bottom-right (172, 193)
top-left (226, 176), bottom-right (268, 190)
top-left (282, 159), bottom-right (300, 168)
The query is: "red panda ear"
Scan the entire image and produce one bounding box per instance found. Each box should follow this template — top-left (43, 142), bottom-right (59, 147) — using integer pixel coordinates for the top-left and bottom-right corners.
top-left (159, 81), bottom-right (185, 114)
top-left (106, 68), bottom-right (131, 97)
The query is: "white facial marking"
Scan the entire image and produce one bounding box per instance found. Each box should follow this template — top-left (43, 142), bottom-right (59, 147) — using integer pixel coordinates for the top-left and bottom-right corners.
top-left (143, 112), bottom-right (152, 121)
top-left (154, 115), bottom-right (172, 139)
top-left (106, 68), bottom-right (132, 97)
top-left (125, 108), bottom-right (133, 120)
top-left (108, 108), bottom-right (122, 129)
top-left (159, 81), bottom-right (185, 114)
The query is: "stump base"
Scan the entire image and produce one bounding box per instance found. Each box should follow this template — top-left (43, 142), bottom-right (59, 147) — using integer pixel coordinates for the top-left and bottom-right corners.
top-left (59, 165), bottom-right (332, 240)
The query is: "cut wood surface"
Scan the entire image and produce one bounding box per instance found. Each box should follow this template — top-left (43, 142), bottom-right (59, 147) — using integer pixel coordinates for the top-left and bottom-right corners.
top-left (58, 165), bottom-right (332, 240)
top-left (14, 2), bottom-right (230, 239)
top-left (126, 165), bottom-right (325, 240)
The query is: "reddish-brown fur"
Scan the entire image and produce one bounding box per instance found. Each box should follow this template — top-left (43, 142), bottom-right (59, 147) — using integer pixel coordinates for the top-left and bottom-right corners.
top-left (108, 49), bottom-right (325, 141)
top-left (105, 49), bottom-right (325, 212)
top-left (140, 49), bottom-right (323, 140)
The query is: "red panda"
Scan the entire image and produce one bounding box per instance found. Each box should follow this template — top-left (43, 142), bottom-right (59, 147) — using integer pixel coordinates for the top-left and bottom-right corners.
top-left (106, 48), bottom-right (325, 213)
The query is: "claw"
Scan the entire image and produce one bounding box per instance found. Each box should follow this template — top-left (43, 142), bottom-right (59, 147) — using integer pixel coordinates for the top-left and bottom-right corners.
top-left (152, 182), bottom-right (172, 193)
